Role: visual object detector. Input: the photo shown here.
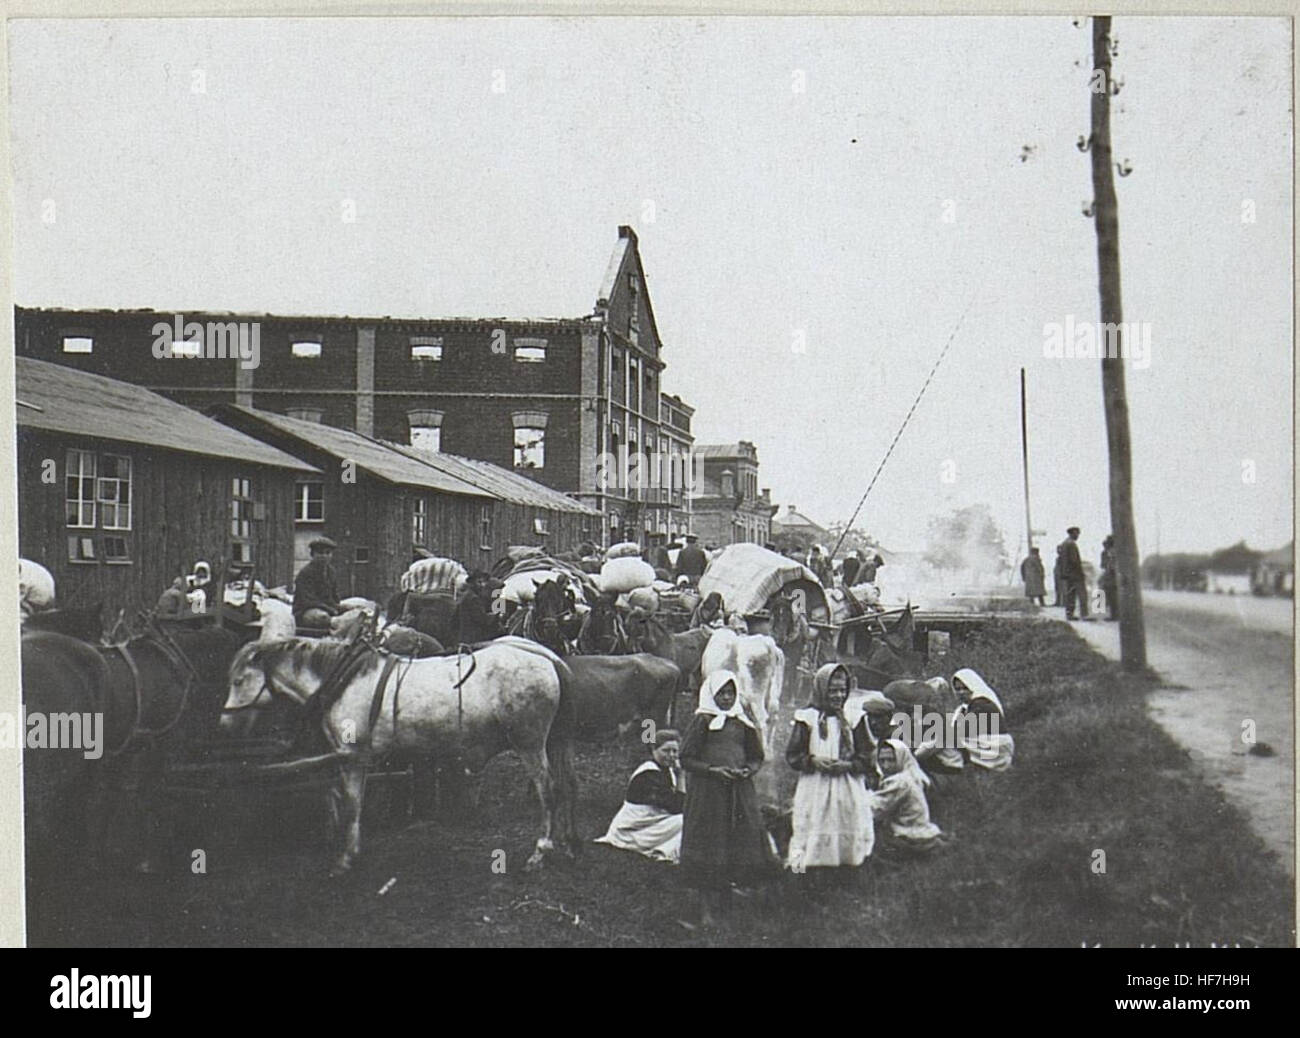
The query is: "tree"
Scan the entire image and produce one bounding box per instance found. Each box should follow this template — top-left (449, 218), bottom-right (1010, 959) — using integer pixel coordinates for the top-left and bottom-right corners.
top-left (923, 504), bottom-right (1008, 581)
top-left (824, 522), bottom-right (880, 558)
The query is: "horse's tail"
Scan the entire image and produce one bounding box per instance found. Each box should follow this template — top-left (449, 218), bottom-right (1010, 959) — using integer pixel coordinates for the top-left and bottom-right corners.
top-left (546, 654), bottom-right (581, 851)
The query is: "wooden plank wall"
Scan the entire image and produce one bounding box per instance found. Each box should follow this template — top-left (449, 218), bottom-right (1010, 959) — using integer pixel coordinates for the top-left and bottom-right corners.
top-left (17, 430), bottom-right (299, 618)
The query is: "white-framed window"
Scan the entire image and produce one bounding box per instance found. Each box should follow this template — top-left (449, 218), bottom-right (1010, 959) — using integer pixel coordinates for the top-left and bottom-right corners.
top-left (533, 517), bottom-right (549, 536)
top-left (412, 496), bottom-right (429, 545)
top-left (62, 335), bottom-right (93, 354)
top-left (408, 410), bottom-right (443, 453)
top-left (295, 481), bottom-right (324, 523)
top-left (97, 454), bottom-right (132, 530)
top-left (291, 339), bottom-right (322, 359)
top-left (410, 336), bottom-right (443, 361)
top-left (480, 504), bottom-right (494, 548)
top-left (231, 476), bottom-right (254, 562)
top-left (103, 535), bottom-right (131, 563)
top-left (68, 535), bottom-right (96, 562)
top-left (512, 412), bottom-right (548, 470)
top-left (514, 337), bottom-right (547, 363)
top-left (627, 357), bottom-right (640, 412)
top-left (355, 546), bottom-right (371, 564)
top-left (514, 428), bottom-right (545, 469)
top-left (65, 449), bottom-right (97, 528)
top-left (287, 408), bottom-right (323, 424)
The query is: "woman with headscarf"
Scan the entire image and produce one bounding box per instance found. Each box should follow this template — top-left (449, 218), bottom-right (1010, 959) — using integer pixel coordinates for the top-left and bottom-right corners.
top-left (185, 561), bottom-right (212, 614)
top-left (951, 668), bottom-right (1015, 771)
top-left (870, 739), bottom-right (943, 852)
top-left (679, 670), bottom-right (775, 927)
top-left (689, 590), bottom-right (726, 630)
top-left (785, 663), bottom-right (877, 873)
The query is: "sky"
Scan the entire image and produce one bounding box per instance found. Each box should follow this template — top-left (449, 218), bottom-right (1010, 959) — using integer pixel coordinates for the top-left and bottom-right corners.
top-left (8, 15), bottom-right (1293, 559)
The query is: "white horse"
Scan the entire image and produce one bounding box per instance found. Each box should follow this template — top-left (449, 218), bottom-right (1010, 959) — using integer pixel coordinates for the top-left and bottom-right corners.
top-left (222, 634), bottom-right (578, 874)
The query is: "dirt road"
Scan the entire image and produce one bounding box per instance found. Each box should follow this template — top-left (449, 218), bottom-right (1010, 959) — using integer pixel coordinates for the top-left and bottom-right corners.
top-left (1071, 591), bottom-right (1294, 875)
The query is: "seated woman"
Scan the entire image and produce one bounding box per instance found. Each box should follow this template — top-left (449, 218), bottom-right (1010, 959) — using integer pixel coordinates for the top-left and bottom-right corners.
top-left (951, 667), bottom-right (1015, 771)
top-left (870, 739), bottom-right (943, 853)
top-left (785, 663), bottom-right (877, 873)
top-left (595, 729), bottom-right (686, 863)
top-left (689, 591), bottom-right (726, 630)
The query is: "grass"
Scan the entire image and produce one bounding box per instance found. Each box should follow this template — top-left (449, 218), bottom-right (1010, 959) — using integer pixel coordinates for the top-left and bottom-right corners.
top-left (28, 620), bottom-right (1295, 947)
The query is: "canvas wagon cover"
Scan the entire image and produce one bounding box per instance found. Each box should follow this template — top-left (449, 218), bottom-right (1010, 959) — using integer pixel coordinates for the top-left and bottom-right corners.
top-left (698, 543), bottom-right (827, 616)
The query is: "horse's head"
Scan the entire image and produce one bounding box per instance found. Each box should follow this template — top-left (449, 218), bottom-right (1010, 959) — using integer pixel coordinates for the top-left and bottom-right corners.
top-left (221, 640), bottom-right (274, 736)
top-left (530, 578), bottom-right (571, 641)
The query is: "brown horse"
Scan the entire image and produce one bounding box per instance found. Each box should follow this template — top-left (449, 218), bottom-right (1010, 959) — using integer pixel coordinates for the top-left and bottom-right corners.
top-left (564, 653), bottom-right (682, 739)
top-left (20, 622), bottom-right (249, 922)
top-left (623, 609), bottom-right (714, 723)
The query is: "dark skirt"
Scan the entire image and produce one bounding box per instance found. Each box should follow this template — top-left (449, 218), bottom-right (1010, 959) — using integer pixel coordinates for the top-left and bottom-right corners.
top-left (680, 720), bottom-right (778, 890)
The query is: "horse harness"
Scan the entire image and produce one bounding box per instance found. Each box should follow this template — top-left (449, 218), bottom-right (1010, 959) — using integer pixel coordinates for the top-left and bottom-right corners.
top-left (98, 624), bottom-right (200, 757)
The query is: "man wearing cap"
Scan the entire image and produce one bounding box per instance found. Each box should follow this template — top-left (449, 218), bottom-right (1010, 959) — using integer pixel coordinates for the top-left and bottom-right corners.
top-left (1057, 526), bottom-right (1089, 621)
top-left (293, 536), bottom-right (342, 629)
top-left (456, 570), bottom-right (504, 644)
top-left (675, 533), bottom-right (707, 585)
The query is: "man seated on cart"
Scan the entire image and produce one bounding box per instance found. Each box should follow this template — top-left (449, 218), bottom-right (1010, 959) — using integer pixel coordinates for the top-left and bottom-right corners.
top-left (293, 536), bottom-right (342, 630)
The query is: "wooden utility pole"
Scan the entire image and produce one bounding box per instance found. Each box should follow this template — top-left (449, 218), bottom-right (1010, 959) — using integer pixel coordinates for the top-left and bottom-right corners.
top-left (1020, 368), bottom-right (1033, 553)
top-left (1088, 15), bottom-right (1147, 669)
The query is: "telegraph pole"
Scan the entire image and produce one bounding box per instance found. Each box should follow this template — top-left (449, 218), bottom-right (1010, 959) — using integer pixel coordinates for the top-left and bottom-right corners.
top-left (1020, 368), bottom-right (1033, 553)
top-left (1088, 15), bottom-right (1147, 669)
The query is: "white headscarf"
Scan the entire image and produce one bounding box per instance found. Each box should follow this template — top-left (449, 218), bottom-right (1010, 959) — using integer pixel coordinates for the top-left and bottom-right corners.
top-left (952, 668), bottom-right (1005, 716)
top-left (881, 737), bottom-right (931, 789)
top-left (696, 669), bottom-right (756, 731)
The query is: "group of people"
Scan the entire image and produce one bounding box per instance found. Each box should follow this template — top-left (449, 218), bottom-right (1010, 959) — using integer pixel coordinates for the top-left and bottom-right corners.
top-left (1020, 526), bottom-right (1119, 621)
top-left (801, 545), bottom-right (884, 591)
top-left (597, 660), bottom-right (1014, 928)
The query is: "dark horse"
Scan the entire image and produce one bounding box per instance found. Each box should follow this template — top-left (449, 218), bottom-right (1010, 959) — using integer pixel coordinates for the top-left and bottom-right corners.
top-left (21, 618), bottom-right (250, 940)
top-left (22, 602), bottom-right (105, 643)
top-left (575, 592), bottom-right (629, 655)
top-left (507, 578), bottom-right (580, 656)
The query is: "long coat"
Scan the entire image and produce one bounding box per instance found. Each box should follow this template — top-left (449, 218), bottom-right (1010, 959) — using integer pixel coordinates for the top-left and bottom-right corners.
top-left (1020, 555), bottom-right (1046, 597)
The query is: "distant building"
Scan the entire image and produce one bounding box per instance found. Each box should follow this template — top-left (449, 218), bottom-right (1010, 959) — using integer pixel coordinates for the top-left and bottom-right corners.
top-left (15, 226), bottom-right (694, 547)
top-left (771, 503), bottom-right (830, 546)
top-left (689, 441), bottom-right (775, 547)
top-left (1252, 542), bottom-right (1294, 597)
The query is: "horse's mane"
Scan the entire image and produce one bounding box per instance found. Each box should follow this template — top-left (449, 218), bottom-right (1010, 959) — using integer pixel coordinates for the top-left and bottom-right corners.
top-left (236, 636), bottom-right (375, 679)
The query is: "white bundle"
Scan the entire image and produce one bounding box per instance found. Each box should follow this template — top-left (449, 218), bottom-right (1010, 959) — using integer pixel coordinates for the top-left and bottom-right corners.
top-left (501, 569), bottom-right (566, 604)
top-left (599, 557), bottom-right (656, 594)
top-left (606, 541), bottom-right (643, 560)
top-left (849, 582), bottom-right (882, 606)
top-left (624, 586), bottom-right (660, 614)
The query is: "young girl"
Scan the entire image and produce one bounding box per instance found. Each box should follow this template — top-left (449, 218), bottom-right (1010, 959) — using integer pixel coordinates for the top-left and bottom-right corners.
top-left (785, 663), bottom-right (877, 873)
top-left (679, 669), bottom-right (775, 926)
top-left (871, 738), bottom-right (943, 852)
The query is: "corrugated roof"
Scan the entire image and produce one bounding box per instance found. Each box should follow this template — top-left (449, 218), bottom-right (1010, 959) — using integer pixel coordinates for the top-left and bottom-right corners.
top-left (224, 407), bottom-right (492, 497)
top-left (385, 441), bottom-right (601, 516)
top-left (15, 357), bottom-right (318, 472)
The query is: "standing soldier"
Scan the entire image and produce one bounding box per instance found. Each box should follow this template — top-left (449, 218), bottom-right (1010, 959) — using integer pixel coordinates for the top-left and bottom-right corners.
top-left (675, 533), bottom-right (708, 586)
top-left (1058, 527), bottom-right (1090, 621)
top-left (1020, 547), bottom-right (1046, 606)
top-left (1099, 535), bottom-right (1118, 621)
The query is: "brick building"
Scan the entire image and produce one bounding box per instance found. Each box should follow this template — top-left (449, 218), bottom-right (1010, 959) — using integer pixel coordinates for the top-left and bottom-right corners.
top-left (15, 226), bottom-right (695, 548)
top-left (689, 442), bottom-right (776, 547)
